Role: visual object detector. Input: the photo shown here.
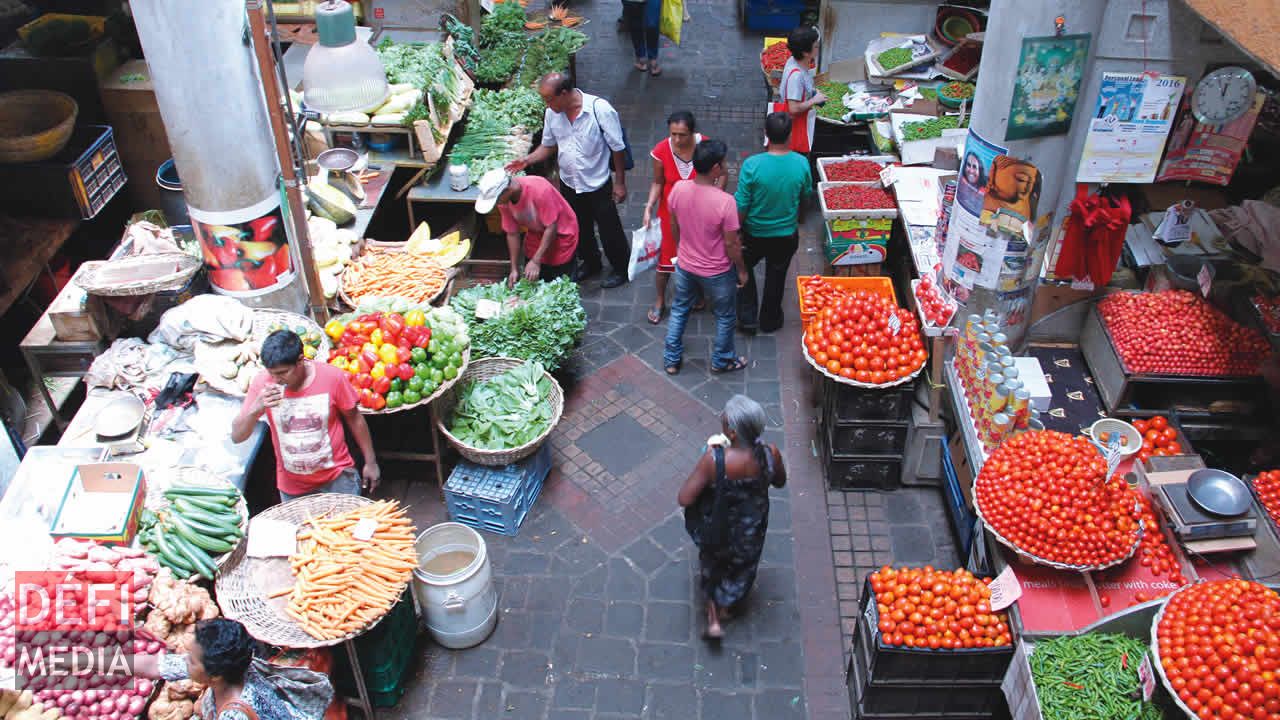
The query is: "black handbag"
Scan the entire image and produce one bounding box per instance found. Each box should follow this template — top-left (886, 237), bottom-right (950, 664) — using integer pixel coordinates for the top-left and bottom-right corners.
top-left (684, 446), bottom-right (729, 548)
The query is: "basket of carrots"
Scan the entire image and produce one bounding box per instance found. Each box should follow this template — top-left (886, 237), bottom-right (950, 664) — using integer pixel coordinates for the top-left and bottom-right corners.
top-left (216, 497), bottom-right (419, 648)
top-left (339, 240), bottom-right (454, 309)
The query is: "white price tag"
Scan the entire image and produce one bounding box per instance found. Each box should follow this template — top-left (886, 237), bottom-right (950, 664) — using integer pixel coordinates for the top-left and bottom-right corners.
top-left (1198, 265), bottom-right (1212, 298)
top-left (475, 299), bottom-right (501, 320)
top-left (863, 597), bottom-right (877, 631)
top-left (1070, 278), bottom-right (1095, 291)
top-left (887, 313), bottom-right (902, 336)
top-left (352, 518), bottom-right (378, 541)
top-left (246, 518), bottom-right (299, 558)
top-left (987, 565), bottom-right (1022, 611)
top-left (879, 165), bottom-right (897, 187)
top-left (1138, 653), bottom-right (1156, 701)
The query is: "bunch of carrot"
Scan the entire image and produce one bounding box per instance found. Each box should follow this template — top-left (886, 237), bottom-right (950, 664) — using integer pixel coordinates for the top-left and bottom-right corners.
top-left (341, 251), bottom-right (448, 305)
top-left (278, 500), bottom-right (418, 640)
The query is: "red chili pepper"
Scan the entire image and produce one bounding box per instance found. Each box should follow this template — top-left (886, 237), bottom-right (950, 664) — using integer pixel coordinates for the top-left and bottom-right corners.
top-left (825, 160), bottom-right (887, 182)
top-left (1063, 682), bottom-right (1084, 690)
top-left (822, 184), bottom-right (895, 210)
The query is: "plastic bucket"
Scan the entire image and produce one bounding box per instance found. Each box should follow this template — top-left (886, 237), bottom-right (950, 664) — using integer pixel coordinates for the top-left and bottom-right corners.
top-left (412, 522), bottom-right (498, 649)
top-left (155, 158), bottom-right (189, 224)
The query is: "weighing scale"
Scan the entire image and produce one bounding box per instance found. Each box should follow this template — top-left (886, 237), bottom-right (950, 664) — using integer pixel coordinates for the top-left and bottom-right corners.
top-left (1154, 482), bottom-right (1257, 542)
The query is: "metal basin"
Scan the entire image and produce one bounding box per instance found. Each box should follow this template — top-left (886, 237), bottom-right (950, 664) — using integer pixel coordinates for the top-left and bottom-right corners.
top-left (94, 395), bottom-right (145, 438)
top-left (1186, 468), bottom-right (1251, 517)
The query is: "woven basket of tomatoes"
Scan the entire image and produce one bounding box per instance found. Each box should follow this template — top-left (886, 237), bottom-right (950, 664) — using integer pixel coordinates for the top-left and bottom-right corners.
top-left (801, 279), bottom-right (928, 389)
top-left (1151, 579), bottom-right (1280, 720)
top-left (973, 430), bottom-right (1144, 572)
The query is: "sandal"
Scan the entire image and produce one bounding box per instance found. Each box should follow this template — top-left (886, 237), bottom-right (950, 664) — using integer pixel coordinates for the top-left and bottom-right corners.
top-left (665, 361), bottom-right (682, 375)
top-left (692, 299), bottom-right (706, 311)
top-left (649, 63), bottom-right (663, 77)
top-left (634, 60), bottom-right (648, 71)
top-left (647, 305), bottom-right (665, 324)
top-left (711, 356), bottom-right (748, 374)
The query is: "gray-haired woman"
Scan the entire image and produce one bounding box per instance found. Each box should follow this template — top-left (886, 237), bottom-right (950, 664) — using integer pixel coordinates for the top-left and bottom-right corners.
top-left (678, 395), bottom-right (787, 639)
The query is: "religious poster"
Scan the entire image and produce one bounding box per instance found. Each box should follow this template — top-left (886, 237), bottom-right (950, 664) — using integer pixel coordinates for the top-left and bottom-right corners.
top-left (942, 129), bottom-right (1009, 302)
top-left (1156, 91), bottom-right (1265, 185)
top-left (1006, 34), bottom-right (1091, 140)
top-left (1077, 72), bottom-right (1186, 183)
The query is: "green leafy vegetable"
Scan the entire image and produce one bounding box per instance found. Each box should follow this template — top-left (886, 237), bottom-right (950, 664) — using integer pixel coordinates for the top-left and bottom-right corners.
top-left (375, 39), bottom-right (463, 124)
top-left (443, 14), bottom-right (479, 71)
top-left (447, 87), bottom-right (543, 179)
top-left (516, 27), bottom-right (587, 86)
top-left (451, 277), bottom-right (586, 370)
top-left (449, 361), bottom-right (553, 450)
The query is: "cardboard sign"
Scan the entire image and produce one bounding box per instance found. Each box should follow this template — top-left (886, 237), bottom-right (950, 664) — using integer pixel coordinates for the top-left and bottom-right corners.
top-left (988, 565), bottom-right (1023, 611)
top-left (887, 313), bottom-right (902, 336)
top-left (475, 299), bottom-right (501, 320)
top-left (1198, 265), bottom-right (1212, 298)
top-left (353, 518), bottom-right (378, 541)
top-left (1138, 652), bottom-right (1156, 701)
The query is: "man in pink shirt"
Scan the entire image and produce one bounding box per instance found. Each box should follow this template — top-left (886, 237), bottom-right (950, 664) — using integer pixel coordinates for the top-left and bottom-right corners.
top-left (664, 139), bottom-right (749, 375)
top-left (232, 330), bottom-right (379, 502)
top-left (475, 169), bottom-right (580, 285)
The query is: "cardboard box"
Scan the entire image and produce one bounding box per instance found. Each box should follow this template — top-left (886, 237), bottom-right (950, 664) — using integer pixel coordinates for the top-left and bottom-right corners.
top-left (48, 279), bottom-right (114, 341)
top-left (50, 463), bottom-right (146, 545)
top-left (1012, 356), bottom-right (1051, 411)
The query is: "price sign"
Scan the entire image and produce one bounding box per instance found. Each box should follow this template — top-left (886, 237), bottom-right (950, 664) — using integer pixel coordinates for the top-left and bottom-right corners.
top-left (879, 165), bottom-right (897, 187)
top-left (475, 299), bottom-right (501, 320)
top-left (352, 518), bottom-right (378, 541)
top-left (1198, 265), bottom-right (1212, 298)
top-left (886, 312), bottom-right (902, 336)
top-left (988, 565), bottom-right (1022, 611)
top-left (1138, 653), bottom-right (1156, 701)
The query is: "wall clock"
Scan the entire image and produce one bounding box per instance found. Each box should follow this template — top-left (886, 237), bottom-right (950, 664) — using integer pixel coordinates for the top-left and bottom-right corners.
top-left (1191, 66), bottom-right (1257, 125)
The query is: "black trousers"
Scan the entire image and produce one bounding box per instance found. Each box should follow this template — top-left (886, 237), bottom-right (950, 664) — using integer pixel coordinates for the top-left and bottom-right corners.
top-left (561, 179), bottom-right (629, 274)
top-left (736, 232), bottom-right (799, 332)
top-left (541, 259), bottom-right (574, 281)
top-left (621, 1), bottom-right (659, 60)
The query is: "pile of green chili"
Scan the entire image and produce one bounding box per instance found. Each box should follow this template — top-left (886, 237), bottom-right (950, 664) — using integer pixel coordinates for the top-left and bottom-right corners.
top-left (1029, 633), bottom-right (1164, 720)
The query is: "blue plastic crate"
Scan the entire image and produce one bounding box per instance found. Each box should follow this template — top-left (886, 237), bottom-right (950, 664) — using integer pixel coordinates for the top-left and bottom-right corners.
top-left (744, 7), bottom-right (802, 32)
top-left (941, 435), bottom-right (977, 558)
top-left (445, 444), bottom-right (551, 536)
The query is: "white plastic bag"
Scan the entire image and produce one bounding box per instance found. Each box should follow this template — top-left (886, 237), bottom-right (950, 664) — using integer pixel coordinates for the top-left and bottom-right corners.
top-left (628, 221), bottom-right (662, 281)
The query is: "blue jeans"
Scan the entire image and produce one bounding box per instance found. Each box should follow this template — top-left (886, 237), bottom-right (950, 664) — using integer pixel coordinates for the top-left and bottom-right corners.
top-left (622, 0), bottom-right (660, 61)
top-left (279, 466), bottom-right (362, 503)
top-left (665, 267), bottom-right (739, 369)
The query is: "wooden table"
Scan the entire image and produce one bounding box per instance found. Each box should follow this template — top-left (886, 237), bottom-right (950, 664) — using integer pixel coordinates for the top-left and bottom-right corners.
top-left (0, 216), bottom-right (78, 318)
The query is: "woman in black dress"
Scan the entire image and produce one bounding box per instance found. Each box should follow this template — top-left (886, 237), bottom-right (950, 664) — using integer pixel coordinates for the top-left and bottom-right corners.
top-left (679, 395), bottom-right (787, 639)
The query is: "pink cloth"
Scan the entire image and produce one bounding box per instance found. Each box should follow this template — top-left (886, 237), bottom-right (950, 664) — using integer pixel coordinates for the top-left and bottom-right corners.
top-left (246, 361), bottom-right (357, 495)
top-left (667, 180), bottom-right (740, 277)
top-left (498, 176), bottom-right (579, 266)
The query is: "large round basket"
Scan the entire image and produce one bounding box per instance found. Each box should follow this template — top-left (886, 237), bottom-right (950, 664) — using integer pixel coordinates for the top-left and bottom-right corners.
top-left (144, 467), bottom-right (248, 570)
top-left (435, 356), bottom-right (564, 466)
top-left (73, 253), bottom-right (202, 297)
top-left (216, 494), bottom-right (406, 649)
top-left (194, 310), bottom-right (330, 397)
top-left (1149, 584), bottom-right (1200, 720)
top-left (0, 90), bottom-right (77, 164)
top-left (360, 346), bottom-right (470, 415)
top-left (973, 492), bottom-right (1144, 572)
top-left (803, 344), bottom-right (923, 389)
top-left (253, 309), bottom-right (331, 358)
top-left (338, 244), bottom-right (455, 310)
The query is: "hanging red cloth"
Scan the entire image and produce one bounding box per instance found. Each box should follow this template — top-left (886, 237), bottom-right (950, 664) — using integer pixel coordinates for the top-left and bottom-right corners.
top-left (1054, 184), bottom-right (1131, 286)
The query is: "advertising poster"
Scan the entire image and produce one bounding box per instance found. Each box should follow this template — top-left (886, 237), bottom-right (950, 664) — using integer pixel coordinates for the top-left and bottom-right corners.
top-left (190, 194), bottom-right (295, 297)
top-left (1156, 91), bottom-right (1265, 185)
top-left (1077, 72), bottom-right (1186, 183)
top-left (942, 129), bottom-right (1009, 302)
top-left (1006, 34), bottom-right (1091, 140)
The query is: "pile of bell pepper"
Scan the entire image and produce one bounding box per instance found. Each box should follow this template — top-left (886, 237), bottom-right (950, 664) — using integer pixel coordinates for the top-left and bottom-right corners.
top-left (323, 310), bottom-right (447, 410)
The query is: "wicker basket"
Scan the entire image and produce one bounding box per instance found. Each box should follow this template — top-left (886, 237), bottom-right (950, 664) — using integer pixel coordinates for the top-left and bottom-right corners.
top-left (215, 493), bottom-right (407, 648)
top-left (338, 241), bottom-right (454, 310)
top-left (73, 253), bottom-right (201, 297)
top-left (0, 90), bottom-right (77, 164)
top-left (435, 356), bottom-right (564, 466)
top-left (144, 467), bottom-right (248, 570)
top-left (361, 347), bottom-right (470, 415)
top-left (195, 310), bottom-right (331, 397)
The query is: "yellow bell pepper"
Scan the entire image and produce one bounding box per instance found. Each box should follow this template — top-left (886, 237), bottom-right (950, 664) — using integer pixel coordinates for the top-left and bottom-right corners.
top-left (324, 319), bottom-right (345, 342)
top-left (378, 343), bottom-right (399, 366)
top-left (371, 362), bottom-right (386, 380)
top-left (404, 309), bottom-right (427, 327)
top-left (330, 356), bottom-right (349, 372)
top-left (370, 328), bottom-right (384, 347)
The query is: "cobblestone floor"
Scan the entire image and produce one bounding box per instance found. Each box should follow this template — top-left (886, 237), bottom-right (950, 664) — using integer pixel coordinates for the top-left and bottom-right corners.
top-left (377, 0), bottom-right (964, 716)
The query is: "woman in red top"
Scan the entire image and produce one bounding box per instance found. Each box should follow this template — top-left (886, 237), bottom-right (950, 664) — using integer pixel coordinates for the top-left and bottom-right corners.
top-left (642, 112), bottom-right (723, 324)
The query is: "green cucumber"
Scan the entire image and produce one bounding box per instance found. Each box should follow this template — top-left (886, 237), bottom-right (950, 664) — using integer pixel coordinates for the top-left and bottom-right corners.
top-left (141, 508), bottom-right (159, 527)
top-left (166, 529), bottom-right (217, 580)
top-left (175, 510), bottom-right (244, 539)
top-left (170, 494), bottom-right (237, 513)
top-left (164, 485), bottom-right (239, 499)
top-left (172, 498), bottom-right (241, 525)
top-left (153, 527), bottom-right (194, 573)
top-left (167, 512), bottom-right (235, 554)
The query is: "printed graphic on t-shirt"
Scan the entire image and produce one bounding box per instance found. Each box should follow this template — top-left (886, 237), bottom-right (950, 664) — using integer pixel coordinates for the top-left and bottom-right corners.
top-left (271, 394), bottom-right (337, 475)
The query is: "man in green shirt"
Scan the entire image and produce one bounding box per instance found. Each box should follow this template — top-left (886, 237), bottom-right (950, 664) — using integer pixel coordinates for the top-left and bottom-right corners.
top-left (734, 112), bottom-right (812, 333)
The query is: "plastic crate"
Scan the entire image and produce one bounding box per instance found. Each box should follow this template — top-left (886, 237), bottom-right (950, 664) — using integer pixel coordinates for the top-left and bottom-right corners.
top-left (797, 275), bottom-right (897, 328)
top-left (445, 444), bottom-right (551, 536)
top-left (817, 155), bottom-right (897, 184)
top-left (333, 589), bottom-right (418, 707)
top-left (0, 125), bottom-right (124, 219)
top-left (825, 221), bottom-right (890, 267)
top-left (744, 7), bottom-right (802, 31)
top-left (857, 579), bottom-right (1013, 684)
top-left (826, 421), bottom-right (909, 456)
top-left (826, 453), bottom-right (902, 490)
top-left (825, 379), bottom-right (914, 423)
top-left (819, 182), bottom-right (900, 220)
top-left (849, 635), bottom-right (1004, 717)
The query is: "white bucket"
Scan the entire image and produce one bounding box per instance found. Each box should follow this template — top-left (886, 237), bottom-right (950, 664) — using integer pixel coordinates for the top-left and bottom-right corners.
top-left (413, 522), bottom-right (498, 649)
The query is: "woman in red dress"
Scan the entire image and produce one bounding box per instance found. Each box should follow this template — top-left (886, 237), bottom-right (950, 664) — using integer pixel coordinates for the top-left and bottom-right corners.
top-left (642, 111), bottom-right (724, 324)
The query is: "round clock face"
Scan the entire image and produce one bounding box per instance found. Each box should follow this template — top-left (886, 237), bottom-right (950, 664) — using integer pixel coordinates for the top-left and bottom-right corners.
top-left (1191, 66), bottom-right (1257, 125)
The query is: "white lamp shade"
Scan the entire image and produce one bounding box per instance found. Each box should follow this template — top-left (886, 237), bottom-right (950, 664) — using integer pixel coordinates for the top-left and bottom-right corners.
top-left (301, 1), bottom-right (388, 113)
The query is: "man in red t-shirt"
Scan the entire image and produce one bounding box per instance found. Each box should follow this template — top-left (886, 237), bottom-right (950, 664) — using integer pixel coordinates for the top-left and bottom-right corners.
top-left (232, 330), bottom-right (380, 502)
top-left (475, 169), bottom-right (580, 285)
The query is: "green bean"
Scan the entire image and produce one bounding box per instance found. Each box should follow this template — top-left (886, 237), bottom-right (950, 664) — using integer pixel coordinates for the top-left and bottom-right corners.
top-left (1029, 634), bottom-right (1164, 720)
top-left (877, 47), bottom-right (915, 71)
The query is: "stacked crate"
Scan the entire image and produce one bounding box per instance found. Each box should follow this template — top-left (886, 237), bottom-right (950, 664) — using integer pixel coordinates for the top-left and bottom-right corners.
top-left (818, 377), bottom-right (914, 490)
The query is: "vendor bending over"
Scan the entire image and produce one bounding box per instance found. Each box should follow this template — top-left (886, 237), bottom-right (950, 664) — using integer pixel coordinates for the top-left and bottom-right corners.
top-left (473, 168), bottom-right (580, 285)
top-left (134, 618), bottom-right (333, 720)
top-left (232, 330), bottom-right (379, 501)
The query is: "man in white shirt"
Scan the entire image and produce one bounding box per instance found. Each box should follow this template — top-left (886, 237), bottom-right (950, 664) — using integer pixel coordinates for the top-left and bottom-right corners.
top-left (507, 72), bottom-right (630, 289)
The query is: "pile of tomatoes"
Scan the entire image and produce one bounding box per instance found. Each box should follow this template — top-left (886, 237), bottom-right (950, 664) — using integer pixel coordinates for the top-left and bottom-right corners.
top-left (1155, 579), bottom-right (1280, 719)
top-left (974, 430), bottom-right (1143, 567)
top-left (913, 273), bottom-right (956, 327)
top-left (868, 566), bottom-right (1011, 649)
top-left (802, 282), bottom-right (927, 386)
top-left (1249, 469), bottom-right (1280, 531)
top-left (1098, 291), bottom-right (1270, 377)
top-left (1132, 415), bottom-right (1185, 464)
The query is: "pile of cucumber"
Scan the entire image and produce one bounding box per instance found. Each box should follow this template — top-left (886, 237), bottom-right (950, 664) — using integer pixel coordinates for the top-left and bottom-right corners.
top-left (139, 485), bottom-right (245, 581)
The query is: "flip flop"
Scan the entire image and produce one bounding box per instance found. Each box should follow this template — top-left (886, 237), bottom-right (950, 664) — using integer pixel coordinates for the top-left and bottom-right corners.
top-left (634, 60), bottom-right (648, 71)
top-left (650, 64), bottom-right (663, 77)
top-left (711, 356), bottom-right (748, 374)
top-left (665, 361), bottom-right (682, 375)
top-left (647, 305), bottom-right (665, 324)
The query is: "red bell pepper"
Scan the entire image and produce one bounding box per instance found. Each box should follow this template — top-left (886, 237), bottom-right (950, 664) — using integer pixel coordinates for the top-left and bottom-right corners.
top-left (397, 363), bottom-right (415, 381)
top-left (360, 348), bottom-right (380, 370)
top-left (372, 395), bottom-right (386, 411)
top-left (380, 313), bottom-right (406, 339)
top-left (355, 373), bottom-right (373, 389)
top-left (396, 347), bottom-right (412, 364)
top-left (373, 376), bottom-right (391, 395)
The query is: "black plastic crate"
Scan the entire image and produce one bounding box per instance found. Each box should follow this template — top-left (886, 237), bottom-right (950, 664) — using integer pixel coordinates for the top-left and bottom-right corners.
top-left (848, 639), bottom-right (1004, 717)
top-left (856, 579), bottom-right (1013, 684)
top-left (825, 380), bottom-right (914, 423)
top-left (0, 125), bottom-right (124, 219)
top-left (826, 454), bottom-right (903, 490)
top-left (827, 420), bottom-right (909, 456)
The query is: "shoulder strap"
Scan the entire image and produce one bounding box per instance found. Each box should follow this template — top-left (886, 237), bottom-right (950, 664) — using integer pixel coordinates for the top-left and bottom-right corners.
top-left (712, 445), bottom-right (726, 488)
top-left (783, 67), bottom-right (805, 100)
top-left (218, 699), bottom-right (261, 720)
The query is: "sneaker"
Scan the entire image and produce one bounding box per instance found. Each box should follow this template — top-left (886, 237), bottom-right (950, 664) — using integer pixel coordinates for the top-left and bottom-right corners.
top-left (601, 272), bottom-right (628, 289)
